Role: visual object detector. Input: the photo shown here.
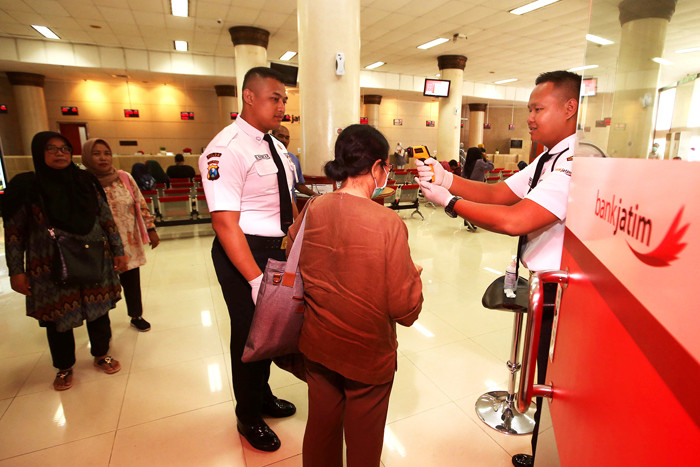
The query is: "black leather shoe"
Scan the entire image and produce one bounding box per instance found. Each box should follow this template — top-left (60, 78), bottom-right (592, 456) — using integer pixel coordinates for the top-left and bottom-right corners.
top-left (512, 453), bottom-right (534, 467)
top-left (261, 397), bottom-right (296, 418)
top-left (236, 419), bottom-right (281, 452)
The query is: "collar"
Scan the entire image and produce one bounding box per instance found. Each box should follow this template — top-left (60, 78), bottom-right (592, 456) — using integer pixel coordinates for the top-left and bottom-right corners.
top-left (235, 116), bottom-right (266, 143)
top-left (542, 133), bottom-right (577, 157)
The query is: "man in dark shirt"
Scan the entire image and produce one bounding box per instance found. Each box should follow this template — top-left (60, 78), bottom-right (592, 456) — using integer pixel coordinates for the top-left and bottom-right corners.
top-left (166, 153), bottom-right (196, 179)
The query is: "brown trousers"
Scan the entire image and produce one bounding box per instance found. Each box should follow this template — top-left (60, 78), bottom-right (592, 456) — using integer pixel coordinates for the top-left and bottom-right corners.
top-left (303, 358), bottom-right (394, 467)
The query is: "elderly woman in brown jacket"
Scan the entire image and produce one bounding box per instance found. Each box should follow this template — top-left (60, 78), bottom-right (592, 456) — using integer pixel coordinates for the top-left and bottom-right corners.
top-left (286, 124), bottom-right (423, 467)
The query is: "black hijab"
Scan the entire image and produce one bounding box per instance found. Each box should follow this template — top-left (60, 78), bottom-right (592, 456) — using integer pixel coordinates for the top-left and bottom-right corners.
top-left (2, 131), bottom-right (101, 235)
top-left (462, 147), bottom-right (483, 179)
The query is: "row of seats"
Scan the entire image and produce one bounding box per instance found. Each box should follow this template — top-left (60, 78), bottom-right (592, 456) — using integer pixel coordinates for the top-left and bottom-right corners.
top-left (141, 188), bottom-right (209, 224)
top-left (486, 168), bottom-right (518, 183)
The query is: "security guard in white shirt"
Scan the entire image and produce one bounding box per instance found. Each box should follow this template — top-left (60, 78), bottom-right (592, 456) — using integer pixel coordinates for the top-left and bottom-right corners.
top-left (416, 71), bottom-right (581, 467)
top-left (199, 67), bottom-right (298, 453)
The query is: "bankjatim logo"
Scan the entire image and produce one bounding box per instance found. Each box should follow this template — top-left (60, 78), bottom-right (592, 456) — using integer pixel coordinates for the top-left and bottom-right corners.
top-left (595, 190), bottom-right (689, 267)
top-left (627, 207), bottom-right (689, 267)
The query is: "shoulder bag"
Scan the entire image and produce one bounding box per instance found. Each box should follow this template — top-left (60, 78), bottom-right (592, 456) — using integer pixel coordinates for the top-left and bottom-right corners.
top-left (242, 208), bottom-right (309, 363)
top-left (39, 193), bottom-right (108, 287)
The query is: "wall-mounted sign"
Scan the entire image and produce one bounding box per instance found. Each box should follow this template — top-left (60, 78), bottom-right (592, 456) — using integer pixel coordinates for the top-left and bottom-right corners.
top-left (124, 109), bottom-right (140, 118)
top-left (509, 124), bottom-right (515, 130)
top-left (393, 119), bottom-right (403, 126)
top-left (0, 104), bottom-right (7, 114)
top-left (282, 114), bottom-right (292, 122)
top-left (425, 120), bottom-right (435, 127)
top-left (614, 123), bottom-right (627, 130)
top-left (604, 117), bottom-right (611, 126)
top-left (483, 123), bottom-right (492, 129)
top-left (595, 120), bottom-right (606, 127)
top-left (360, 117), bottom-right (368, 124)
top-left (230, 112), bottom-right (238, 120)
top-left (119, 140), bottom-right (138, 146)
top-left (61, 106), bottom-right (78, 116)
top-left (180, 111), bottom-right (194, 120)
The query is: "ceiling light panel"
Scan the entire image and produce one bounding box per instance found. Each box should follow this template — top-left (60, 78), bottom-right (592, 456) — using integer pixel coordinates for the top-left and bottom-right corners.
top-left (365, 61), bottom-right (385, 70)
top-left (586, 34), bottom-right (614, 46)
top-left (171, 0), bottom-right (188, 17)
top-left (32, 25), bottom-right (60, 39)
top-left (417, 38), bottom-right (449, 50)
top-left (280, 51), bottom-right (297, 61)
top-left (510, 0), bottom-right (560, 16)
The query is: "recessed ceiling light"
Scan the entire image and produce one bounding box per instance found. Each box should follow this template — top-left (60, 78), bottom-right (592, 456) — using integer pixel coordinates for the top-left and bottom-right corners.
top-left (365, 61), bottom-right (385, 70)
top-left (652, 57), bottom-right (673, 66)
top-left (586, 34), bottom-right (614, 46)
top-left (568, 64), bottom-right (599, 71)
top-left (676, 46), bottom-right (700, 54)
top-left (494, 78), bottom-right (518, 84)
top-left (31, 25), bottom-right (60, 40)
top-left (279, 51), bottom-right (297, 61)
top-left (171, 0), bottom-right (188, 17)
top-left (174, 40), bottom-right (188, 52)
top-left (509, 0), bottom-right (560, 16)
top-left (417, 38), bottom-right (449, 50)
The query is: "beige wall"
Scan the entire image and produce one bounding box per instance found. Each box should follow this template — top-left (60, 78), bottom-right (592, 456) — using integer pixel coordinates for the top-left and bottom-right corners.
top-left (0, 76), bottom-right (23, 155)
top-left (371, 98), bottom-right (440, 159)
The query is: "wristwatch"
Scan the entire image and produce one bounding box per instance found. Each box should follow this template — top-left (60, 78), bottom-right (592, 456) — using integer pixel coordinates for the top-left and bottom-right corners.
top-left (444, 196), bottom-right (462, 218)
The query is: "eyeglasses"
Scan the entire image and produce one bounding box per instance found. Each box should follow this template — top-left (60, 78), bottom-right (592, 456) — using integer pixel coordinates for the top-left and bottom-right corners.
top-left (46, 145), bottom-right (72, 155)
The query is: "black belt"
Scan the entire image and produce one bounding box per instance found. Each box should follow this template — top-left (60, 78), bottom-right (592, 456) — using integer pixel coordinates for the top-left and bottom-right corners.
top-left (245, 234), bottom-right (287, 250)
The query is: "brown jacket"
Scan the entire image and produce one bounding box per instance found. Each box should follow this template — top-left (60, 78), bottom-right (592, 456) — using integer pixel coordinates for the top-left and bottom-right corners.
top-left (287, 192), bottom-right (423, 384)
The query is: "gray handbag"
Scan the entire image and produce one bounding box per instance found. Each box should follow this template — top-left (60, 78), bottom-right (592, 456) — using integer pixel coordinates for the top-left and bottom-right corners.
top-left (241, 210), bottom-right (308, 363)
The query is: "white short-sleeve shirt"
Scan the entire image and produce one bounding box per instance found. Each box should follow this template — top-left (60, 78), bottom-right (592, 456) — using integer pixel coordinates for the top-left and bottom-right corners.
top-left (198, 117), bottom-right (295, 237)
top-left (505, 133), bottom-right (576, 272)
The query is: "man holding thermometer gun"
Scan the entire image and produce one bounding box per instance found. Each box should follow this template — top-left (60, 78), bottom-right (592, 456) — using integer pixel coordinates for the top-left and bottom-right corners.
top-left (415, 70), bottom-right (580, 467)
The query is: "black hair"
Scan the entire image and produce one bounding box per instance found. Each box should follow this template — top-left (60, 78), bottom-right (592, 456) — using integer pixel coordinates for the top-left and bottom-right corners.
top-left (463, 147), bottom-right (482, 179)
top-left (242, 66), bottom-right (286, 91)
top-left (535, 70), bottom-right (582, 101)
top-left (174, 153), bottom-right (184, 162)
top-left (449, 159), bottom-right (458, 167)
top-left (324, 124), bottom-right (389, 182)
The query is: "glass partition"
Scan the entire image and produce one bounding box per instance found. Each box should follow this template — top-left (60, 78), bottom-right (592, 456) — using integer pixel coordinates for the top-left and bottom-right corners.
top-left (578, 0), bottom-right (700, 160)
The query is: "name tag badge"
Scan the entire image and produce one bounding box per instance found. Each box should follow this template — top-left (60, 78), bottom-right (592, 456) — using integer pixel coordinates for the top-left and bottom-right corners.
top-left (254, 154), bottom-right (271, 160)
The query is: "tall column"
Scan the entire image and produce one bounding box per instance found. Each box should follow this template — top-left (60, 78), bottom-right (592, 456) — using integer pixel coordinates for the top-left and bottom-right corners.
top-left (607, 0), bottom-right (677, 158)
top-left (6, 72), bottom-right (49, 154)
top-left (298, 0), bottom-right (360, 176)
top-left (215, 85), bottom-right (237, 130)
top-left (229, 26), bottom-right (269, 112)
top-left (437, 55), bottom-right (467, 161)
top-left (363, 94), bottom-right (382, 128)
top-left (468, 103), bottom-right (487, 148)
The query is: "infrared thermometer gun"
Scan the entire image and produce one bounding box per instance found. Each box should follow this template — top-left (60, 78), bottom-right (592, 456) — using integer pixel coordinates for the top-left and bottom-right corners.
top-left (408, 145), bottom-right (434, 182)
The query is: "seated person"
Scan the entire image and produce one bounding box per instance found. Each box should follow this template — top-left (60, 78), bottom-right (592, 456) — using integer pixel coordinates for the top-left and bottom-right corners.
top-left (271, 126), bottom-right (317, 199)
top-left (166, 154), bottom-right (196, 180)
top-left (448, 159), bottom-right (461, 175)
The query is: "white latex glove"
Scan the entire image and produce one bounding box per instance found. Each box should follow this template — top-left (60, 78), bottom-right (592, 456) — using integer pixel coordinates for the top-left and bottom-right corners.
top-left (249, 273), bottom-right (263, 305)
top-left (417, 179), bottom-right (453, 207)
top-left (415, 158), bottom-right (453, 189)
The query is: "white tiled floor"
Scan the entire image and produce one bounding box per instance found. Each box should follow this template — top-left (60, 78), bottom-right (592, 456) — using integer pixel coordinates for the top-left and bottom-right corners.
top-left (0, 203), bottom-right (532, 466)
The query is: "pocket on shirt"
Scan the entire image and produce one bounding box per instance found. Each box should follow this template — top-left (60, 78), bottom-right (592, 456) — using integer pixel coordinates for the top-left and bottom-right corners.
top-left (253, 158), bottom-right (278, 177)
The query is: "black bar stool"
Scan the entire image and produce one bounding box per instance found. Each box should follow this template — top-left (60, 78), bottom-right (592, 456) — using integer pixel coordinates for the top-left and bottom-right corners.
top-left (474, 275), bottom-right (536, 435)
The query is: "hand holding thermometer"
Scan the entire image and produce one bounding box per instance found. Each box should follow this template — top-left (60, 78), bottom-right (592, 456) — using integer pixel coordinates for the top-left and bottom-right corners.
top-left (408, 145), bottom-right (435, 182)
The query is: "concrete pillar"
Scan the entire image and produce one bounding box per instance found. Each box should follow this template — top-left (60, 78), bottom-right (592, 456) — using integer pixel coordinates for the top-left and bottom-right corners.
top-left (607, 0), bottom-right (677, 158)
top-left (215, 85), bottom-right (237, 130)
top-left (229, 26), bottom-right (269, 112)
top-left (437, 55), bottom-right (467, 161)
top-left (468, 103), bottom-right (487, 148)
top-left (6, 72), bottom-right (49, 154)
top-left (363, 94), bottom-right (382, 128)
top-left (298, 0), bottom-right (360, 176)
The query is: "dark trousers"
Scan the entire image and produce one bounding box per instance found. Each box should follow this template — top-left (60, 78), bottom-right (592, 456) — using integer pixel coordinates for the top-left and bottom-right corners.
top-left (531, 282), bottom-right (558, 457)
top-left (211, 237), bottom-right (285, 423)
top-left (303, 358), bottom-right (394, 467)
top-left (119, 267), bottom-right (143, 318)
top-left (45, 313), bottom-right (112, 370)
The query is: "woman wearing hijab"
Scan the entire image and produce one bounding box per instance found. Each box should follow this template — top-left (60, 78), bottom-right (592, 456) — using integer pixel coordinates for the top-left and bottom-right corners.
top-left (82, 138), bottom-right (160, 332)
top-left (461, 146), bottom-right (494, 181)
top-left (286, 125), bottom-right (423, 467)
top-left (2, 131), bottom-right (127, 391)
top-left (130, 162), bottom-right (156, 191)
top-left (145, 159), bottom-right (170, 186)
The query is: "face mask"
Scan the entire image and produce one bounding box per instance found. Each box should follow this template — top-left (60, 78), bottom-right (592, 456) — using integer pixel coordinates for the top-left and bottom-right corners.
top-left (371, 165), bottom-right (389, 199)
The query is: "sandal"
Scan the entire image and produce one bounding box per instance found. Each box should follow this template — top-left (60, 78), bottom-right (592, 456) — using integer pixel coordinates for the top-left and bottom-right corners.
top-left (53, 369), bottom-right (73, 391)
top-left (94, 356), bottom-right (121, 374)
